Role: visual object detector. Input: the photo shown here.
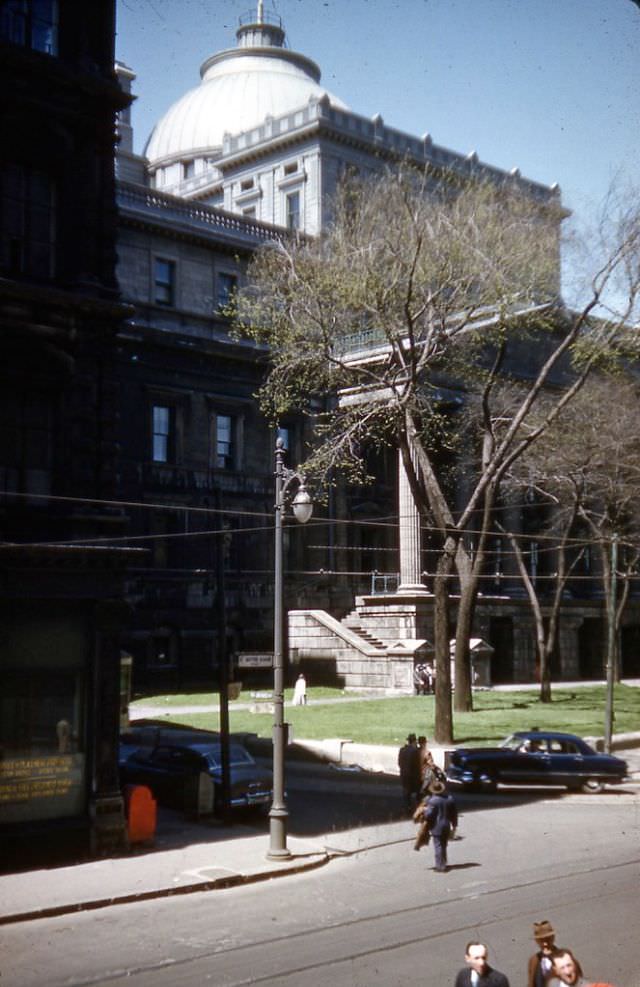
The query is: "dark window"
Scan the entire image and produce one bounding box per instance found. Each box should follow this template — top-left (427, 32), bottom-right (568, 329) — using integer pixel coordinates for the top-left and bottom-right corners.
top-left (154, 257), bottom-right (175, 306)
top-left (284, 162), bottom-right (298, 176)
top-left (152, 405), bottom-right (174, 463)
top-left (182, 160), bottom-right (194, 180)
top-left (215, 414), bottom-right (234, 469)
top-left (216, 271), bottom-right (237, 312)
top-left (0, 389), bottom-right (53, 497)
top-left (286, 190), bottom-right (300, 230)
top-left (0, 0), bottom-right (58, 54)
top-left (0, 162), bottom-right (56, 278)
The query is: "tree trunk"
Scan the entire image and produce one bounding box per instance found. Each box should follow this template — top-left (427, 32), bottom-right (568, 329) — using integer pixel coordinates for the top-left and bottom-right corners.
top-left (453, 577), bottom-right (476, 712)
top-left (433, 554), bottom-right (453, 745)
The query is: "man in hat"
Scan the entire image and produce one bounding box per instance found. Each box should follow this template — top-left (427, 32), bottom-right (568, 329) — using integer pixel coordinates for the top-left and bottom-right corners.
top-left (423, 778), bottom-right (458, 872)
top-left (528, 922), bottom-right (582, 987)
top-left (397, 733), bottom-right (421, 811)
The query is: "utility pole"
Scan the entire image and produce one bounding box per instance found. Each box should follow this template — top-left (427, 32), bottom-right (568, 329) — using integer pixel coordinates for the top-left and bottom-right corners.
top-left (215, 487), bottom-right (230, 821)
top-left (604, 533), bottom-right (618, 754)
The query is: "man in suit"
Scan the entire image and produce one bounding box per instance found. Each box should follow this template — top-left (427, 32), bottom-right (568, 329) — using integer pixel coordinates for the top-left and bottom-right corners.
top-left (423, 779), bottom-right (458, 872)
top-left (528, 921), bottom-right (582, 987)
top-left (397, 733), bottom-right (421, 811)
top-left (454, 942), bottom-right (510, 987)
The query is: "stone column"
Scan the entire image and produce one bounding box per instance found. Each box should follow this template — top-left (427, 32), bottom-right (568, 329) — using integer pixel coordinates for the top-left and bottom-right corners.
top-left (398, 446), bottom-right (426, 594)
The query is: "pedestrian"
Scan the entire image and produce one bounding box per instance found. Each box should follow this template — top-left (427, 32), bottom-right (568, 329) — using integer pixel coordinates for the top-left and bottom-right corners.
top-left (292, 673), bottom-right (307, 705)
top-left (424, 661), bottom-right (435, 693)
top-left (527, 921), bottom-right (582, 987)
top-left (548, 950), bottom-right (592, 986)
top-left (423, 779), bottom-right (457, 872)
top-left (419, 747), bottom-right (446, 798)
top-left (413, 663), bottom-right (426, 695)
top-left (397, 733), bottom-right (421, 811)
top-left (454, 942), bottom-right (510, 987)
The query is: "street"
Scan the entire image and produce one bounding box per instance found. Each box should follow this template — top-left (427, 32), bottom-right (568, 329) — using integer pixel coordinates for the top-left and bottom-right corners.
top-left (2, 772), bottom-right (639, 987)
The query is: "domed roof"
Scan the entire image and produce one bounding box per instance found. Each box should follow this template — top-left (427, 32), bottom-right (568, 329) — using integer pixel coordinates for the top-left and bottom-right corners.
top-left (144, 9), bottom-right (348, 165)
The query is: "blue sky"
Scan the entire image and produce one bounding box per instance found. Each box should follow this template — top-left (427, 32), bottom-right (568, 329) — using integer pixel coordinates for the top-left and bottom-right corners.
top-left (116, 0), bottom-right (639, 242)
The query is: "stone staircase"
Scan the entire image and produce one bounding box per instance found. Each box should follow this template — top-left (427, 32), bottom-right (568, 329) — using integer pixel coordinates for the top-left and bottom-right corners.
top-left (340, 611), bottom-right (387, 650)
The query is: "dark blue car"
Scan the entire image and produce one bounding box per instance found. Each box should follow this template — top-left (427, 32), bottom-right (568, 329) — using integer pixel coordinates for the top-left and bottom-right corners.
top-left (446, 731), bottom-right (628, 794)
top-left (120, 739), bottom-right (273, 813)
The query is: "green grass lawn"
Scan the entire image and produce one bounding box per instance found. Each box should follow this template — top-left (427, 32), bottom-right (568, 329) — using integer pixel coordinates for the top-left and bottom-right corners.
top-left (131, 685), bottom-right (640, 746)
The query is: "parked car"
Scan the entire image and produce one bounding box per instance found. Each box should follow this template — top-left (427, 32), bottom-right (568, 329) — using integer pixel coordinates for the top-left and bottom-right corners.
top-left (446, 731), bottom-right (628, 794)
top-left (120, 740), bottom-right (273, 813)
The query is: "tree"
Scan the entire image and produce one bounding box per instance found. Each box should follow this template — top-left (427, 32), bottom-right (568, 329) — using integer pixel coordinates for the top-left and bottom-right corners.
top-left (501, 374), bottom-right (640, 699)
top-left (236, 167), bottom-right (640, 742)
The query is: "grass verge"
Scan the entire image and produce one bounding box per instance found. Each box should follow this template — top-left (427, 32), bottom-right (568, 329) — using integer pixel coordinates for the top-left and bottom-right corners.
top-left (133, 685), bottom-right (640, 747)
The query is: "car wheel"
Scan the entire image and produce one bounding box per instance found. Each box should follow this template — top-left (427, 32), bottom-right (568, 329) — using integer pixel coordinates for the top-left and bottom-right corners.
top-left (581, 777), bottom-right (604, 794)
top-left (477, 773), bottom-right (497, 794)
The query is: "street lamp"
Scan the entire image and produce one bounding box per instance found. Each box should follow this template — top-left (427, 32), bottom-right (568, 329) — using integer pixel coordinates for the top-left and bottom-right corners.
top-left (267, 436), bottom-right (313, 860)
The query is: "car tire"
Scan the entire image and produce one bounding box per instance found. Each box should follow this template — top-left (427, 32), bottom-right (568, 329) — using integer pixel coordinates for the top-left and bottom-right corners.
top-left (476, 774), bottom-right (497, 794)
top-left (581, 777), bottom-right (604, 794)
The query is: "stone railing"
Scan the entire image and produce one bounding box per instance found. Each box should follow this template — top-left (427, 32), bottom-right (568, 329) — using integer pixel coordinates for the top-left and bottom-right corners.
top-left (117, 181), bottom-right (283, 245)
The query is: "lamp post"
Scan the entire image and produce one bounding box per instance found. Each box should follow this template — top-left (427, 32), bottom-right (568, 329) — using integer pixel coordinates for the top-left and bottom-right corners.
top-left (267, 436), bottom-right (313, 860)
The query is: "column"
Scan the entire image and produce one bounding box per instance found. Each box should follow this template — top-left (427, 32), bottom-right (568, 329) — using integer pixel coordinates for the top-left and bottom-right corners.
top-left (398, 446), bottom-right (426, 594)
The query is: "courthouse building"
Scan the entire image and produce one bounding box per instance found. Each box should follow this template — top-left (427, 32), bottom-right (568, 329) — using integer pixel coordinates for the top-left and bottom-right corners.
top-left (113, 4), bottom-right (640, 692)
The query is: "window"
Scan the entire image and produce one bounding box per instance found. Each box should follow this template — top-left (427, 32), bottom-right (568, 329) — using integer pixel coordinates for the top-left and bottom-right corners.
top-left (182, 160), bottom-right (195, 180)
top-left (284, 162), bottom-right (298, 176)
top-left (240, 178), bottom-right (254, 191)
top-left (215, 414), bottom-right (234, 469)
top-left (154, 257), bottom-right (175, 306)
top-left (0, 389), bottom-right (53, 496)
top-left (0, 0), bottom-right (58, 54)
top-left (152, 405), bottom-right (174, 463)
top-left (216, 271), bottom-right (237, 313)
top-left (286, 190), bottom-right (300, 231)
top-left (0, 162), bottom-right (56, 278)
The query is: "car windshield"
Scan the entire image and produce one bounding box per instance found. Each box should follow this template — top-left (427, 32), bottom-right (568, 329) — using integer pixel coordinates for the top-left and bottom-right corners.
top-left (500, 735), bottom-right (527, 750)
top-left (192, 744), bottom-right (256, 770)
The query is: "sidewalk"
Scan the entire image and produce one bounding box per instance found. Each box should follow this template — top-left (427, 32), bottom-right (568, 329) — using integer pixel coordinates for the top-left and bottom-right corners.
top-left (2, 731), bottom-right (638, 928)
top-left (0, 823), bottom-right (330, 926)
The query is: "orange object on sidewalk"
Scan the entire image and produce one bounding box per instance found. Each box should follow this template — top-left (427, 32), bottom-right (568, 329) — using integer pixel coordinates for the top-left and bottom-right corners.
top-left (124, 784), bottom-right (157, 844)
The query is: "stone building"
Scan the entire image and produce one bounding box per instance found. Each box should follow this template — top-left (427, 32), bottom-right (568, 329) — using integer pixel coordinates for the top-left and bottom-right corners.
top-left (114, 4), bottom-right (640, 693)
top-left (0, 0), bottom-right (135, 861)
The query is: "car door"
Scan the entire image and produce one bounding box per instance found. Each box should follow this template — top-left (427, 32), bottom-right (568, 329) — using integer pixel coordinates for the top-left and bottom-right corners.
top-left (146, 746), bottom-right (200, 806)
top-left (545, 739), bottom-right (584, 786)
top-left (500, 742), bottom-right (549, 783)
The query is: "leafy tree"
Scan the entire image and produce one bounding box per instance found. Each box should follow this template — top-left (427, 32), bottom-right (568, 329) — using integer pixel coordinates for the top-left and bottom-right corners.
top-left (236, 168), bottom-right (640, 742)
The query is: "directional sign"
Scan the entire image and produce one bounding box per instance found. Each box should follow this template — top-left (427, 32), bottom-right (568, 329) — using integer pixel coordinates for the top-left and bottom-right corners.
top-left (237, 652), bottom-right (274, 668)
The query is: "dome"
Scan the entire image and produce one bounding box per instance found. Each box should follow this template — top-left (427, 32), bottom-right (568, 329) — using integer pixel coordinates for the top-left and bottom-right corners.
top-left (144, 9), bottom-right (349, 166)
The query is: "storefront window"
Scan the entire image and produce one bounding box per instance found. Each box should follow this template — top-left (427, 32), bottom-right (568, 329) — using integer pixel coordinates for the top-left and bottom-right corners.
top-left (0, 605), bottom-right (86, 823)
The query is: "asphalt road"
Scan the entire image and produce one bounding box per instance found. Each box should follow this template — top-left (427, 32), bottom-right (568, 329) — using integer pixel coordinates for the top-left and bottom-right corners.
top-left (3, 778), bottom-right (639, 987)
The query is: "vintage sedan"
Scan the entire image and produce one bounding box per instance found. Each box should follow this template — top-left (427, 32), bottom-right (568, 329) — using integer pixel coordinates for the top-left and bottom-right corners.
top-left (446, 731), bottom-right (628, 794)
top-left (120, 740), bottom-right (273, 813)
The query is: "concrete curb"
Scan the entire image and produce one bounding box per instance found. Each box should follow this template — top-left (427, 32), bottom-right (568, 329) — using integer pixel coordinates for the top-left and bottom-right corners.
top-left (0, 850), bottom-right (330, 927)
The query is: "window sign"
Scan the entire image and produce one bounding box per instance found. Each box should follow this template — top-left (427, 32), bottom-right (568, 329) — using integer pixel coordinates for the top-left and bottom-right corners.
top-left (0, 607), bottom-right (86, 824)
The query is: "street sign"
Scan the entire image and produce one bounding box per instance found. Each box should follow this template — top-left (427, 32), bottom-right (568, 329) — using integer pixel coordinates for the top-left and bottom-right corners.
top-left (237, 652), bottom-right (274, 668)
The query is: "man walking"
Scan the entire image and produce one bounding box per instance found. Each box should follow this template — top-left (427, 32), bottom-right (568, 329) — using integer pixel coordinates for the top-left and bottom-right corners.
top-left (454, 942), bottom-right (510, 987)
top-left (397, 733), bottom-right (421, 811)
top-left (528, 920), bottom-right (581, 987)
top-left (423, 779), bottom-right (457, 872)
top-left (549, 950), bottom-right (593, 987)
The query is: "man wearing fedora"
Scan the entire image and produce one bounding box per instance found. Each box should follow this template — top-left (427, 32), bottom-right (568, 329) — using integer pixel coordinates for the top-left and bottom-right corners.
top-left (398, 733), bottom-right (421, 812)
top-left (528, 921), bottom-right (582, 987)
top-left (422, 778), bottom-right (458, 872)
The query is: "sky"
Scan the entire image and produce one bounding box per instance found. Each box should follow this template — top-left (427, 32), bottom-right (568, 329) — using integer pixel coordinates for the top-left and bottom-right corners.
top-left (115, 0), bottom-right (639, 275)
